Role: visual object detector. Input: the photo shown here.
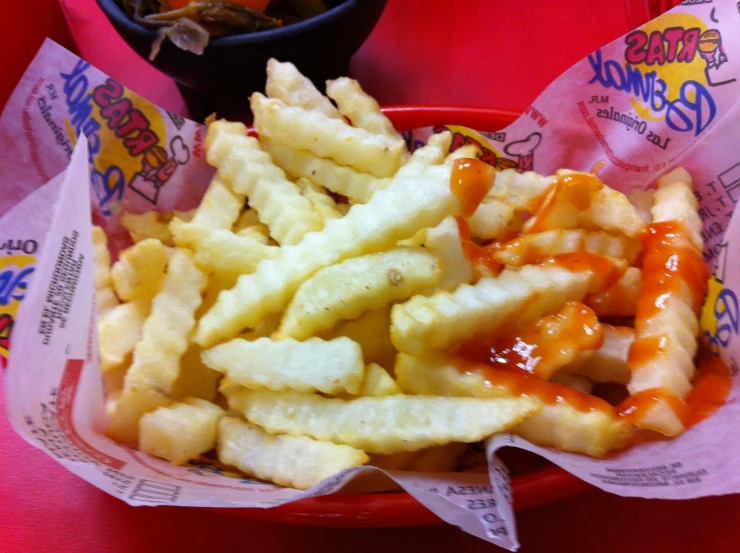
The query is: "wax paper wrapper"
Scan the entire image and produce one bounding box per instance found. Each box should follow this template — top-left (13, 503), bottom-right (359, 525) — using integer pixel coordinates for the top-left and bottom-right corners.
top-left (4, 2), bottom-right (740, 549)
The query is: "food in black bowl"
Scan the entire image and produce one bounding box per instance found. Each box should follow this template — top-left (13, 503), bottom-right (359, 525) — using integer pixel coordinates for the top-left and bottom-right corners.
top-left (97, 0), bottom-right (388, 120)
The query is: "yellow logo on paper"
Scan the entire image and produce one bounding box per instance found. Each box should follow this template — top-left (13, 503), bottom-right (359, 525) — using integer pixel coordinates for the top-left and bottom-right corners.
top-left (0, 255), bottom-right (36, 361)
top-left (700, 242), bottom-right (739, 357)
top-left (436, 125), bottom-right (535, 172)
top-left (587, 10), bottom-right (735, 140)
top-left (59, 60), bottom-right (191, 216)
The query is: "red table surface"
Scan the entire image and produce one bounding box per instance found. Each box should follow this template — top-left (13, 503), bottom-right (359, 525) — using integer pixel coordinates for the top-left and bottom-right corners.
top-left (3, 1), bottom-right (740, 551)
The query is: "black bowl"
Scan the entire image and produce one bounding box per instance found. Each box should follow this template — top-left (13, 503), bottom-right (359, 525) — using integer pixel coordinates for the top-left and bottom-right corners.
top-left (97, 0), bottom-right (387, 120)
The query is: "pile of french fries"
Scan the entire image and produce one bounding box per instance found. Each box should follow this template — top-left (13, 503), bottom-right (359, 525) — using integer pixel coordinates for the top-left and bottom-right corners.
top-left (93, 60), bottom-right (708, 489)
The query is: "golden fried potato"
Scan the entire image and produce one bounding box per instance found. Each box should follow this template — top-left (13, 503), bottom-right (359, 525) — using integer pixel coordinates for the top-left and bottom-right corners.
top-left (139, 398), bottom-right (224, 465)
top-left (202, 337), bottom-right (364, 395)
top-left (276, 247), bottom-right (441, 340)
top-left (218, 417), bottom-right (368, 490)
top-left (229, 389), bottom-right (539, 454)
top-left (251, 93), bottom-right (406, 178)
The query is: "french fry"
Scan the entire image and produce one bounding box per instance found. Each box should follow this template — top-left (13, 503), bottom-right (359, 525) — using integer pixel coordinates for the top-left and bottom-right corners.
top-left (628, 189), bottom-right (654, 225)
top-left (297, 177), bottom-right (343, 222)
top-left (359, 363), bottom-right (401, 396)
top-left (260, 138), bottom-right (391, 203)
top-left (466, 200), bottom-right (518, 241)
top-left (171, 345), bottom-right (222, 402)
top-left (395, 131), bottom-right (451, 178)
top-left (328, 307), bottom-right (397, 369)
top-left (566, 325), bottom-right (633, 385)
top-left (139, 398), bottom-right (224, 465)
top-left (266, 58), bottom-right (342, 119)
top-left (194, 161), bottom-right (480, 347)
top-left (549, 372), bottom-right (594, 394)
top-left (421, 216), bottom-right (473, 291)
top-left (206, 122), bottom-right (324, 245)
top-left (121, 210), bottom-right (195, 246)
top-left (445, 144), bottom-right (481, 162)
top-left (581, 185), bottom-right (647, 238)
top-left (586, 267), bottom-right (641, 317)
top-left (189, 174), bottom-right (244, 230)
top-left (495, 230), bottom-right (642, 267)
top-left (523, 171), bottom-right (645, 237)
top-left (218, 417), bottom-right (368, 490)
top-left (97, 299), bottom-right (148, 374)
top-left (390, 262), bottom-right (613, 357)
top-left (650, 167), bottom-right (702, 249)
top-left (124, 249), bottom-right (208, 395)
top-left (230, 389), bottom-right (539, 455)
top-left (251, 93), bottom-right (406, 178)
top-left (201, 337), bottom-right (364, 395)
top-left (464, 168), bottom-right (553, 240)
top-left (276, 247), bottom-right (441, 340)
top-left (92, 226), bottom-right (118, 317)
top-left (395, 354), bottom-right (631, 457)
top-left (232, 208), bottom-right (261, 231)
top-left (110, 239), bottom-right (170, 301)
top-left (626, 168), bottom-right (707, 436)
top-left (171, 219), bottom-right (279, 281)
top-left (326, 77), bottom-right (404, 140)
top-left (105, 384), bottom-right (171, 446)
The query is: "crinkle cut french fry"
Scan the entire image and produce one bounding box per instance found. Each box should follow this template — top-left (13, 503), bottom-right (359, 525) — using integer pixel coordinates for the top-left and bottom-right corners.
top-left (201, 337), bottom-right (364, 395)
top-left (627, 168), bottom-right (706, 436)
top-left (105, 385), bottom-right (171, 446)
top-left (565, 325), bottom-right (633, 385)
top-left (232, 209), bottom-right (270, 243)
top-left (120, 210), bottom-right (195, 246)
top-left (276, 247), bottom-right (441, 340)
top-left (266, 59), bottom-right (342, 119)
top-left (628, 189), bottom-right (654, 225)
top-left (171, 345), bottom-right (222, 402)
top-left (582, 185), bottom-right (646, 238)
top-left (395, 131), bottom-right (451, 179)
top-left (445, 144), bottom-right (481, 162)
top-left (390, 264), bottom-right (596, 357)
top-left (466, 200), bottom-right (518, 241)
top-left (92, 226), bottom-right (113, 291)
top-left (549, 372), bottom-right (593, 394)
top-left (218, 417), bottom-right (368, 490)
top-left (326, 77), bottom-right (403, 140)
top-left (421, 216), bottom-right (472, 291)
top-left (328, 307), bottom-right (396, 369)
top-left (230, 389), bottom-right (540, 454)
top-left (394, 354), bottom-right (631, 457)
top-left (359, 363), bottom-right (401, 396)
top-left (124, 249), bottom-right (208, 395)
top-left (488, 169), bottom-right (554, 210)
top-left (110, 239), bottom-right (170, 301)
top-left (297, 178), bottom-right (343, 222)
top-left (194, 162), bottom-right (464, 347)
top-left (207, 123), bottom-right (323, 245)
top-left (260, 138), bottom-right (390, 204)
top-left (586, 267), bottom-right (641, 317)
top-left (98, 299), bottom-right (148, 374)
top-left (651, 167), bottom-right (702, 249)
top-left (190, 174), bottom-right (244, 230)
top-left (171, 219), bottom-right (279, 281)
top-left (495, 230), bottom-right (642, 267)
top-left (139, 399), bottom-right (224, 465)
top-left (465, 169), bottom-right (553, 240)
top-left (251, 93), bottom-right (406, 178)
top-left (92, 226), bottom-right (118, 316)
top-left (522, 171), bottom-right (645, 238)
